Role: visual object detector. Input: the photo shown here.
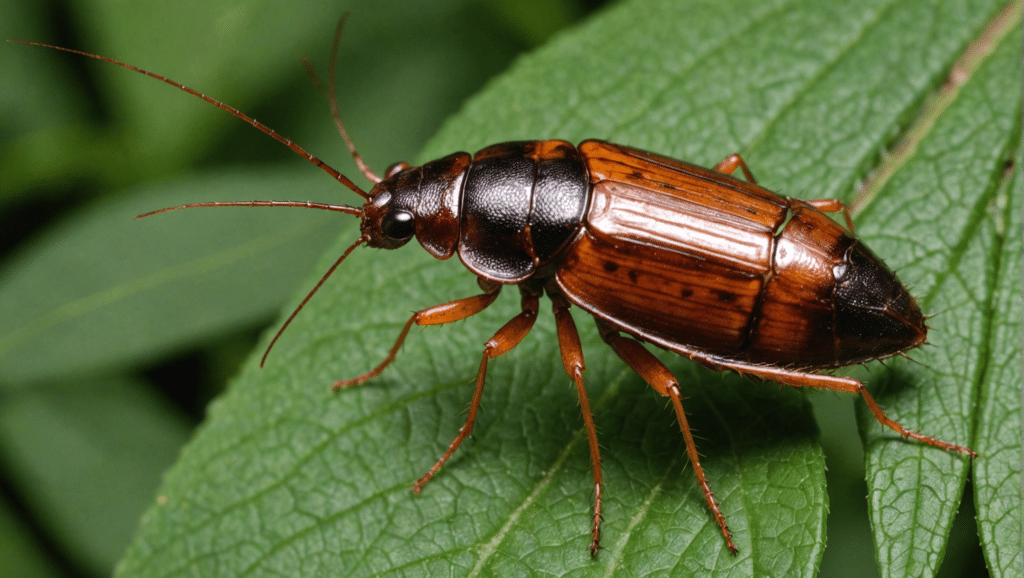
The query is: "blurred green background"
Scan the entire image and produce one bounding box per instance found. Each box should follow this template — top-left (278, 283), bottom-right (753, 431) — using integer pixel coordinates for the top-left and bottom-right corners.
top-left (0, 0), bottom-right (1004, 576)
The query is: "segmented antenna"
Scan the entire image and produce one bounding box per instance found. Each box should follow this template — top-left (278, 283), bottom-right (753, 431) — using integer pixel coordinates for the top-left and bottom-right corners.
top-left (299, 14), bottom-right (381, 184)
top-left (135, 200), bottom-right (361, 219)
top-left (261, 236), bottom-right (366, 366)
top-left (6, 38), bottom-right (371, 200)
top-left (10, 15), bottom-right (381, 365)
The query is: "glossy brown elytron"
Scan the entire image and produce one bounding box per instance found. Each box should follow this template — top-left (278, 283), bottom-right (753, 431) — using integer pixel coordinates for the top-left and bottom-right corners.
top-left (15, 23), bottom-right (976, 556)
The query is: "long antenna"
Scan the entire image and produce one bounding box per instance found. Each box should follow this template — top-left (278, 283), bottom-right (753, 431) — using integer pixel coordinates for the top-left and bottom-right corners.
top-left (135, 200), bottom-right (362, 219)
top-left (7, 38), bottom-right (371, 200)
top-left (11, 21), bottom-right (377, 365)
top-left (327, 14), bottom-right (381, 184)
top-left (262, 236), bottom-right (366, 366)
top-left (299, 14), bottom-right (381, 184)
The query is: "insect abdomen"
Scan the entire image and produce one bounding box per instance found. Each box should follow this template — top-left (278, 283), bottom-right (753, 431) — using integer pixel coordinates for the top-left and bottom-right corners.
top-left (556, 140), bottom-right (925, 369)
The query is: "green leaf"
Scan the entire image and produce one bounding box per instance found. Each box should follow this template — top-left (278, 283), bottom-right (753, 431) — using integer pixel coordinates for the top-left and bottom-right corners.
top-left (972, 156), bottom-right (1023, 577)
top-left (0, 169), bottom-right (344, 385)
top-left (852, 17), bottom-right (1021, 577)
top-left (0, 492), bottom-right (64, 578)
top-left (106, 1), bottom-right (1019, 577)
top-left (0, 377), bottom-right (192, 575)
top-left (974, 162), bottom-right (1023, 578)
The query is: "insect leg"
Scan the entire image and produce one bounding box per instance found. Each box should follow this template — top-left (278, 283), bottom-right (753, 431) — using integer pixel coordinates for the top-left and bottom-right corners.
top-left (713, 154), bottom-right (856, 231)
top-left (804, 198), bottom-right (855, 231)
top-left (596, 320), bottom-right (739, 555)
top-left (333, 278), bottom-right (502, 389)
top-left (548, 286), bottom-right (603, 556)
top-left (412, 284), bottom-right (542, 493)
top-left (681, 357), bottom-right (976, 457)
top-left (713, 153), bottom-right (758, 184)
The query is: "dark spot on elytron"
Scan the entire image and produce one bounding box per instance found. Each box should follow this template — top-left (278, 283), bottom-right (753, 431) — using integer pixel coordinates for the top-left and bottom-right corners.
top-left (680, 288), bottom-right (693, 299)
top-left (603, 261), bottom-right (619, 273)
top-left (631, 171), bottom-right (645, 180)
top-left (628, 270), bottom-right (639, 283)
top-left (714, 290), bottom-right (738, 302)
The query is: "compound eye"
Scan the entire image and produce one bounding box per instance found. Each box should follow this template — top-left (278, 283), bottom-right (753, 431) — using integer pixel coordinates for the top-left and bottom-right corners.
top-left (381, 210), bottom-right (415, 241)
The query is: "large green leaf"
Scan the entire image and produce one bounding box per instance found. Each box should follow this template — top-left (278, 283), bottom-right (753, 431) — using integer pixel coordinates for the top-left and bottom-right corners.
top-left (851, 17), bottom-right (1021, 577)
top-left (109, 1), bottom-right (1019, 577)
top-left (0, 377), bottom-right (193, 575)
top-left (0, 169), bottom-right (344, 384)
top-left (972, 157), bottom-right (1022, 576)
top-left (0, 491), bottom-right (63, 578)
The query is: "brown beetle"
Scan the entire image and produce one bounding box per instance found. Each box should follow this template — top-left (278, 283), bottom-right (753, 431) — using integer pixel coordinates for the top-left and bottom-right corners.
top-left (16, 25), bottom-right (976, 556)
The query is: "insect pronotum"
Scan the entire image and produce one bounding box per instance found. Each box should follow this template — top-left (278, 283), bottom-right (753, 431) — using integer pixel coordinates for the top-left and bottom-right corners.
top-left (11, 16), bottom-right (976, 556)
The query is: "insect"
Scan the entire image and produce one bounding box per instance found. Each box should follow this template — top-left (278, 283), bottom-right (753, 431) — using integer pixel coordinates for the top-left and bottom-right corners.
top-left (13, 19), bottom-right (975, 556)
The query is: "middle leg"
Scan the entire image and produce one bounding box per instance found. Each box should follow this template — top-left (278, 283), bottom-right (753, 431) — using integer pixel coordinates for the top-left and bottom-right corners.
top-left (597, 320), bottom-right (738, 555)
top-left (548, 285), bottom-right (604, 556)
top-left (713, 152), bottom-right (855, 231)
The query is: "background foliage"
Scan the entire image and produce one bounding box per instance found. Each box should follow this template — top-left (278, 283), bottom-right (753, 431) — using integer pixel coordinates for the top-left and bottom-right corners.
top-left (1, 0), bottom-right (1019, 576)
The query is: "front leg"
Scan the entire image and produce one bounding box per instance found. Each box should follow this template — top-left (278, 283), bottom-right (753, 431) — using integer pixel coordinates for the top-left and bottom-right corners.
top-left (413, 283), bottom-right (542, 493)
top-left (334, 277), bottom-right (502, 389)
